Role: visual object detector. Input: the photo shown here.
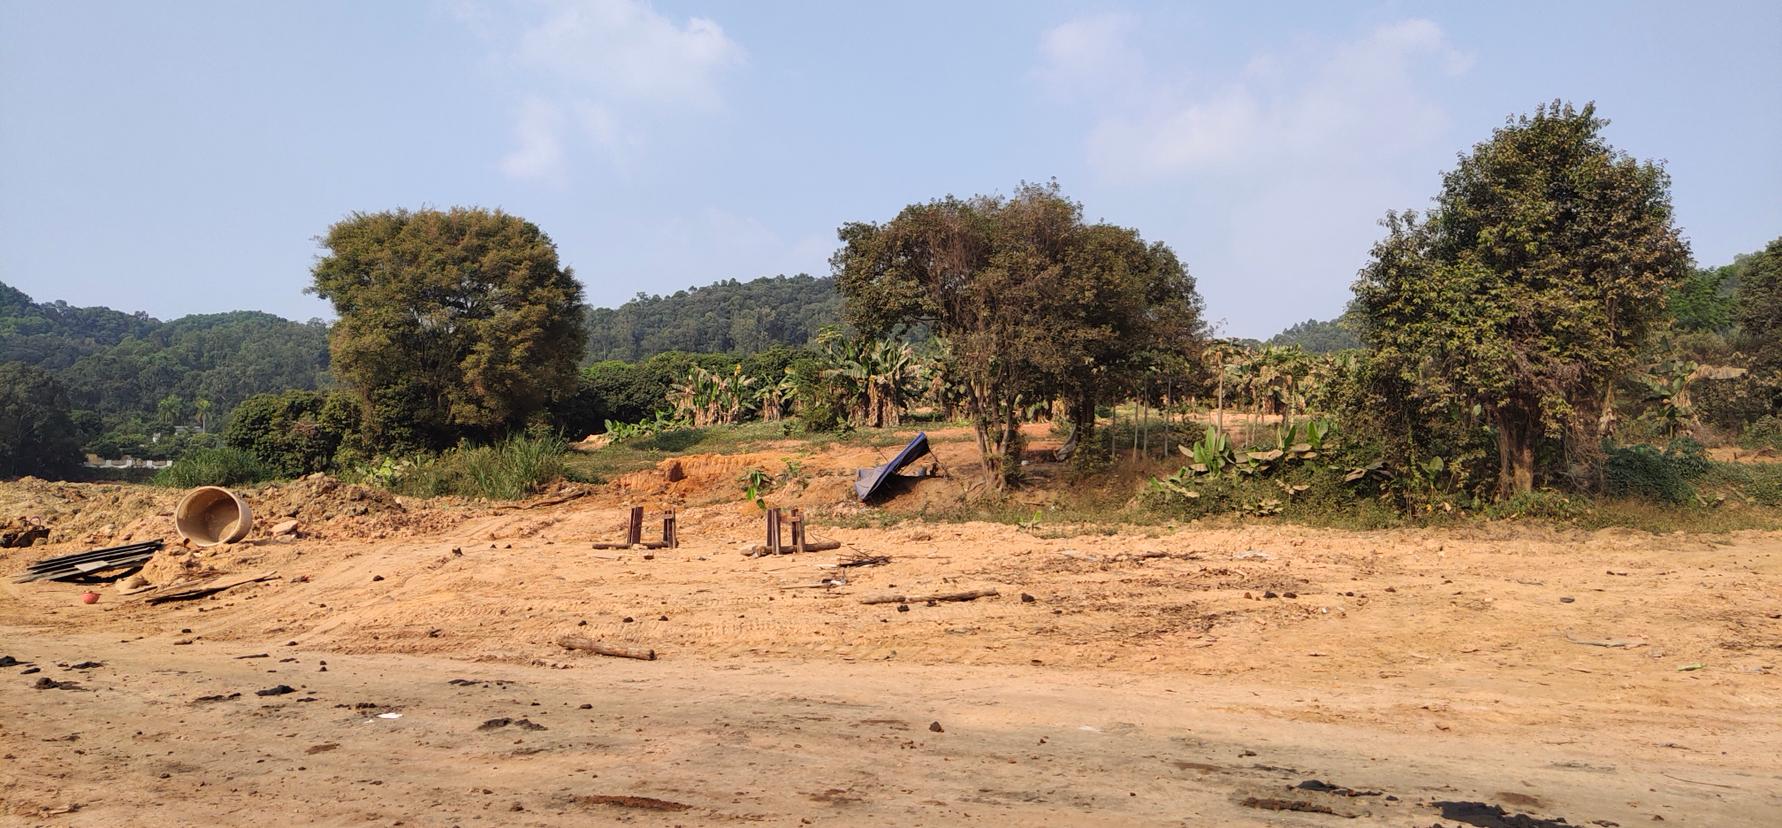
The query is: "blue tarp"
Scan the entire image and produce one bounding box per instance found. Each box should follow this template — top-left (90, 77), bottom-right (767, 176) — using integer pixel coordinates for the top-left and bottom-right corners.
top-left (854, 431), bottom-right (932, 502)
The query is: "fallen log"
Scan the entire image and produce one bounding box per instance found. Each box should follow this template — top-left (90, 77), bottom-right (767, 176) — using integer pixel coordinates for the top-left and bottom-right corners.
top-left (860, 588), bottom-right (999, 606)
top-left (746, 540), bottom-right (842, 556)
top-left (557, 634), bottom-right (656, 661)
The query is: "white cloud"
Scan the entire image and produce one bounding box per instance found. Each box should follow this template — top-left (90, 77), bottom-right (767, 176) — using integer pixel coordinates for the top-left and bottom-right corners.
top-left (515, 0), bottom-right (742, 106)
top-left (1054, 17), bottom-right (1470, 180)
top-left (466, 0), bottom-right (745, 180)
top-left (1034, 13), bottom-right (1141, 100)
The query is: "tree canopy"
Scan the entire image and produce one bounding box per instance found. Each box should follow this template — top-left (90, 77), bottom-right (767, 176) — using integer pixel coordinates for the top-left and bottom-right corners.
top-left (1734, 237), bottom-right (1782, 374)
top-left (311, 208), bottom-right (587, 450)
top-left (0, 362), bottom-right (83, 478)
top-left (835, 181), bottom-right (1204, 483)
top-left (1351, 101), bottom-right (1691, 498)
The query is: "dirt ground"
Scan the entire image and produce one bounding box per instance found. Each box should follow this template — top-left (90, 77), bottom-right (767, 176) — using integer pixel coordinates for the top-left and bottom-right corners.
top-left (3, 433), bottom-right (1781, 826)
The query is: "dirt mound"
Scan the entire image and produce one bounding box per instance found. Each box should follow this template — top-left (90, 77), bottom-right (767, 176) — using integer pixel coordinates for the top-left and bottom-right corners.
top-left (0, 478), bottom-right (176, 552)
top-left (251, 474), bottom-right (401, 521)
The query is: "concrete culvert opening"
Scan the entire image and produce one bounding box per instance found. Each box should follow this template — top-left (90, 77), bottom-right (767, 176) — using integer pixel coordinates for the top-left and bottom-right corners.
top-left (174, 486), bottom-right (254, 547)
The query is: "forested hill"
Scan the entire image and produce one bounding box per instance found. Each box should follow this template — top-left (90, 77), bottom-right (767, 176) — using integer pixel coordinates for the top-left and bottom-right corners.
top-left (1265, 316), bottom-right (1361, 352)
top-left (0, 280), bottom-right (330, 452)
top-left (583, 273), bottom-right (842, 362)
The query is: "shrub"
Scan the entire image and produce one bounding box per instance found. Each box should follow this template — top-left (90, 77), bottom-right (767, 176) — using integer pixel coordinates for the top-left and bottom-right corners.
top-left (370, 435), bottom-right (568, 500)
top-left (1485, 489), bottom-right (1588, 520)
top-left (153, 447), bottom-right (272, 488)
top-left (1603, 445), bottom-right (1694, 504)
top-left (224, 390), bottom-right (362, 477)
top-left (1664, 436), bottom-right (1712, 478)
top-left (1742, 415), bottom-right (1782, 451)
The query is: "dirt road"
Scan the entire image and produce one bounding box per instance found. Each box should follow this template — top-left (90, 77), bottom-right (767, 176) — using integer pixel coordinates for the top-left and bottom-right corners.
top-left (4, 627), bottom-right (1773, 827)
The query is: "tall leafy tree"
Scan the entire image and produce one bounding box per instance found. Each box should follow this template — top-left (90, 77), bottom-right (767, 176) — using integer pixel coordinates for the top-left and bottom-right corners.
top-left (0, 362), bottom-right (83, 478)
top-left (1735, 237), bottom-right (1782, 374)
top-left (834, 182), bottom-right (1204, 484)
top-left (1352, 102), bottom-right (1691, 498)
top-left (310, 208), bottom-right (586, 450)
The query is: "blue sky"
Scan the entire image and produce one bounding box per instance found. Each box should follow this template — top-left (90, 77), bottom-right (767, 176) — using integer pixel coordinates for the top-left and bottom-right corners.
top-left (3, 1), bottom-right (1778, 338)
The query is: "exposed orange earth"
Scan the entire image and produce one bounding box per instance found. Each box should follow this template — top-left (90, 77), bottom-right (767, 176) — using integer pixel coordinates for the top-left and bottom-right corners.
top-left (2, 430), bottom-right (1779, 825)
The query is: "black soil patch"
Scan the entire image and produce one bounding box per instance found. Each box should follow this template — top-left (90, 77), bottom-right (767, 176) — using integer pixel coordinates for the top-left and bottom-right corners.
top-left (1435, 801), bottom-right (1575, 828)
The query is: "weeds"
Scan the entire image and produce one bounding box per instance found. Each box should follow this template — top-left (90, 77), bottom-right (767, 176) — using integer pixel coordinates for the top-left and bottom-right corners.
top-left (153, 447), bottom-right (273, 488)
top-left (360, 435), bottom-right (569, 500)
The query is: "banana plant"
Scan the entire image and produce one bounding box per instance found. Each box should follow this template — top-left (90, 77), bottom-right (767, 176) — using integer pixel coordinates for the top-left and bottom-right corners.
top-left (1177, 425), bottom-right (1235, 474)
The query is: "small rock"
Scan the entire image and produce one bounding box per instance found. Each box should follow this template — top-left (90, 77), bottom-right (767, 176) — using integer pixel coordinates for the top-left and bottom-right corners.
top-left (579, 703), bottom-right (592, 710)
top-left (269, 519), bottom-right (300, 536)
top-left (255, 685), bottom-right (296, 697)
top-left (1020, 593), bottom-right (1036, 603)
top-left (896, 604), bottom-right (910, 613)
top-left (1560, 596), bottom-right (1576, 604)
top-left (371, 575), bottom-right (384, 582)
top-left (1263, 591), bottom-right (1279, 599)
top-left (929, 721), bottom-right (944, 733)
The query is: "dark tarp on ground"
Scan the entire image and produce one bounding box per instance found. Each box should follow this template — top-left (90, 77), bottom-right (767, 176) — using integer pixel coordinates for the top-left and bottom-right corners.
top-left (854, 431), bottom-right (932, 502)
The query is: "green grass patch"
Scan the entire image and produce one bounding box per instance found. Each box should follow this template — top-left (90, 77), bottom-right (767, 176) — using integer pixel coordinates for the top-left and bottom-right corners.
top-left (563, 420), bottom-right (935, 483)
top-left (364, 435), bottom-right (570, 500)
top-left (153, 447), bottom-right (274, 488)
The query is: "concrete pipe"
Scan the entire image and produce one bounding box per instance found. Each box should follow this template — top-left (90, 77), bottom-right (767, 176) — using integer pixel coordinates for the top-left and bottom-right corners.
top-left (174, 486), bottom-right (254, 547)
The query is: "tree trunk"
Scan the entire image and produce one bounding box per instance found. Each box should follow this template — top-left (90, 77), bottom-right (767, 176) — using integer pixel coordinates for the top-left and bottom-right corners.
top-left (1495, 406), bottom-right (1536, 498)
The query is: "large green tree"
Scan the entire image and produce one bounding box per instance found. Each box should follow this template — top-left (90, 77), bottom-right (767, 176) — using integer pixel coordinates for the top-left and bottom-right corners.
top-left (834, 182), bottom-right (1204, 484)
top-left (1352, 102), bottom-right (1691, 498)
top-left (0, 362), bottom-right (83, 478)
top-left (310, 208), bottom-right (586, 450)
top-left (1735, 237), bottom-right (1782, 374)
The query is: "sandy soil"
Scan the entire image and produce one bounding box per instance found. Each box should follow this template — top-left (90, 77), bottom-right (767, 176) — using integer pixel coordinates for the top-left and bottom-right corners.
top-left (3, 439), bottom-right (1781, 826)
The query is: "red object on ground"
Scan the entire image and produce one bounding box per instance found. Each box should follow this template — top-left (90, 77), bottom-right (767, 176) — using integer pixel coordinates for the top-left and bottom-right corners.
top-left (80, 591), bottom-right (100, 605)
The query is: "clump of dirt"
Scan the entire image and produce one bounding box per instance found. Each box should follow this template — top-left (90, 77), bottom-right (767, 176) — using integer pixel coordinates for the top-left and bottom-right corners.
top-left (137, 546), bottom-right (221, 586)
top-left (0, 515), bottom-right (51, 548)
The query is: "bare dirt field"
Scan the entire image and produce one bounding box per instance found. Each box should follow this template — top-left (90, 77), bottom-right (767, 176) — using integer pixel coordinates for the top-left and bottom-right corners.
top-left (3, 437), bottom-right (1781, 826)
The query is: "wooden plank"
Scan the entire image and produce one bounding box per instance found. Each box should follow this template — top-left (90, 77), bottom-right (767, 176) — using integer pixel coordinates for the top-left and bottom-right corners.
top-left (859, 589), bottom-right (999, 605)
top-left (625, 506), bottom-right (644, 546)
